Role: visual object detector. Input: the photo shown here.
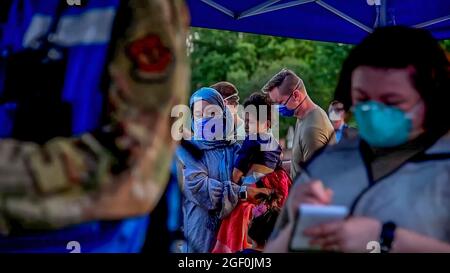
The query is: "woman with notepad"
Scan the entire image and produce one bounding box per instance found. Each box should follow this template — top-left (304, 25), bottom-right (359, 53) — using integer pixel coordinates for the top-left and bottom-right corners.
top-left (267, 26), bottom-right (450, 253)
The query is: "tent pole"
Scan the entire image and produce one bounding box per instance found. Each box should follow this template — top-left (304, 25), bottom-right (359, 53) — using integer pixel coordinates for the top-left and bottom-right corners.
top-left (379, 0), bottom-right (388, 26)
top-left (413, 15), bottom-right (450, 29)
top-left (238, 0), bottom-right (315, 19)
top-left (316, 0), bottom-right (373, 33)
top-left (200, 0), bottom-right (235, 18)
top-left (238, 0), bottom-right (282, 19)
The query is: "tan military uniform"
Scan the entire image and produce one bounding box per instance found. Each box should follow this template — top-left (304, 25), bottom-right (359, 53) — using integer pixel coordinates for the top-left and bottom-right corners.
top-left (291, 107), bottom-right (336, 180)
top-left (0, 0), bottom-right (189, 235)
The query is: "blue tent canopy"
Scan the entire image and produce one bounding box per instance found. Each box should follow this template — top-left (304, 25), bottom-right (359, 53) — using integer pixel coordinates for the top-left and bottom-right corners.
top-left (187, 0), bottom-right (450, 44)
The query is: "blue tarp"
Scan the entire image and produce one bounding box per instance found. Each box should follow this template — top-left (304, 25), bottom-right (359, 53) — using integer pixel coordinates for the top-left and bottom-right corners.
top-left (0, 0), bottom-right (150, 253)
top-left (0, 0), bottom-right (116, 135)
top-left (187, 0), bottom-right (450, 44)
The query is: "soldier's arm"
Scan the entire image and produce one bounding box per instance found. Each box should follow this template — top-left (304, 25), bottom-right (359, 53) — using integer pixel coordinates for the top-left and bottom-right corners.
top-left (0, 0), bottom-right (189, 235)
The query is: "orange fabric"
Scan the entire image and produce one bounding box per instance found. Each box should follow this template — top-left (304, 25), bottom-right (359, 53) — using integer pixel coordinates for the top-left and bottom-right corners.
top-left (212, 168), bottom-right (292, 253)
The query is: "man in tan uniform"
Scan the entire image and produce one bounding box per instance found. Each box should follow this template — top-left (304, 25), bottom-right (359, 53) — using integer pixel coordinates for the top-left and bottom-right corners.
top-left (263, 69), bottom-right (336, 180)
top-left (0, 0), bottom-right (189, 237)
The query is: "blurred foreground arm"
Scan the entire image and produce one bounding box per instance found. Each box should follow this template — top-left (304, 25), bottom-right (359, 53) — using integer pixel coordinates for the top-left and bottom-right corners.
top-left (0, 0), bottom-right (190, 235)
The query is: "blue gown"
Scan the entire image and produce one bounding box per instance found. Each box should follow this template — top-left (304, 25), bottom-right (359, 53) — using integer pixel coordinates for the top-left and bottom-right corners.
top-left (177, 142), bottom-right (241, 253)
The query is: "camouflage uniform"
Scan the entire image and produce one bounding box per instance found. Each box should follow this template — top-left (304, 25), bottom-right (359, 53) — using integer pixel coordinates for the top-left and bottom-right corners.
top-left (0, 0), bottom-right (189, 235)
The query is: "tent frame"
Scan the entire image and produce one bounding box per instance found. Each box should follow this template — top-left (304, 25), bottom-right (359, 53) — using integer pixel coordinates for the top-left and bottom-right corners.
top-left (199, 0), bottom-right (450, 34)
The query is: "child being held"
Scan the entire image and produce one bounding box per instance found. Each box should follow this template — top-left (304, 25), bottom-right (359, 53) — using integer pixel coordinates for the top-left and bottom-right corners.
top-left (240, 199), bottom-right (281, 253)
top-left (212, 93), bottom-right (291, 253)
top-left (232, 93), bottom-right (282, 185)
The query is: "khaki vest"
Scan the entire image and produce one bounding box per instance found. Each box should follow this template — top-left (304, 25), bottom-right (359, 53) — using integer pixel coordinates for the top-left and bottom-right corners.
top-left (298, 132), bottom-right (450, 243)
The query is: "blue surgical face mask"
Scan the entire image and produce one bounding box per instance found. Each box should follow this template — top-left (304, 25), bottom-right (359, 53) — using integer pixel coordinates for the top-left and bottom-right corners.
top-left (277, 81), bottom-right (307, 117)
top-left (278, 104), bottom-right (296, 117)
top-left (192, 117), bottom-right (223, 141)
top-left (353, 100), bottom-right (418, 148)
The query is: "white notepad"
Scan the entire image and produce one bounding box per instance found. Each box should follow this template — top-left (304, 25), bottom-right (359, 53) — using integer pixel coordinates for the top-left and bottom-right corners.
top-left (290, 204), bottom-right (349, 251)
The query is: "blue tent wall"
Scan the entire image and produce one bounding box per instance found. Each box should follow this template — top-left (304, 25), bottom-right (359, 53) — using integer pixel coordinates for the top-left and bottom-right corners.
top-left (187, 0), bottom-right (450, 44)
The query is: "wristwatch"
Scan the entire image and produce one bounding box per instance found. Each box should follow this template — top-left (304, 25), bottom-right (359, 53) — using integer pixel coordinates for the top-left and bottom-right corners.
top-left (239, 186), bottom-right (248, 201)
top-left (380, 221), bottom-right (397, 253)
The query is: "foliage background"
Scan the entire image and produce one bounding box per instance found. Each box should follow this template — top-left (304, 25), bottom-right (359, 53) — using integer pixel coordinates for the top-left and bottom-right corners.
top-left (189, 28), bottom-right (450, 137)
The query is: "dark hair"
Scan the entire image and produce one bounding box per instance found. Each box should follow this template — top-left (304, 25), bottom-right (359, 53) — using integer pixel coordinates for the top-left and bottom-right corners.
top-left (328, 100), bottom-right (345, 112)
top-left (248, 207), bottom-right (280, 247)
top-left (243, 92), bottom-right (272, 123)
top-left (334, 26), bottom-right (450, 135)
top-left (262, 68), bottom-right (304, 96)
top-left (211, 82), bottom-right (239, 104)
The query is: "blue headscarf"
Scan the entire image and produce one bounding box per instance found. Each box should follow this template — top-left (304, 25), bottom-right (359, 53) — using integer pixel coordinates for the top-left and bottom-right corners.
top-left (189, 87), bottom-right (235, 150)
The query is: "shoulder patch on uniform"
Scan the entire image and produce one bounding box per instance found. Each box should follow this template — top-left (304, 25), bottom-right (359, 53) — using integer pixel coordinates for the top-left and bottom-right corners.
top-left (126, 34), bottom-right (174, 83)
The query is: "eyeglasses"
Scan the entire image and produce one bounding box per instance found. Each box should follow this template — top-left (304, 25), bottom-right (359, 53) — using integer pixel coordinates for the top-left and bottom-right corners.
top-left (282, 80), bottom-right (302, 105)
top-left (332, 108), bottom-right (345, 112)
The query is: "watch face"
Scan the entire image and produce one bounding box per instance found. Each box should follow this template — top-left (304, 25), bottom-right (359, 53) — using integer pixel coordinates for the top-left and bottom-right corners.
top-left (239, 188), bottom-right (247, 200)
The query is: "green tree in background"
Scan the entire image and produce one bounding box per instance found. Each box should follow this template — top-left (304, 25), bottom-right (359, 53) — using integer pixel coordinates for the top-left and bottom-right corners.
top-left (442, 40), bottom-right (450, 51)
top-left (189, 28), bottom-right (352, 136)
top-left (189, 27), bottom-right (450, 137)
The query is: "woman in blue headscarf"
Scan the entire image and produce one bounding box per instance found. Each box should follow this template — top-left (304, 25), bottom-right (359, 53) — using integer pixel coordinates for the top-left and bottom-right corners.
top-left (176, 87), bottom-right (269, 253)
